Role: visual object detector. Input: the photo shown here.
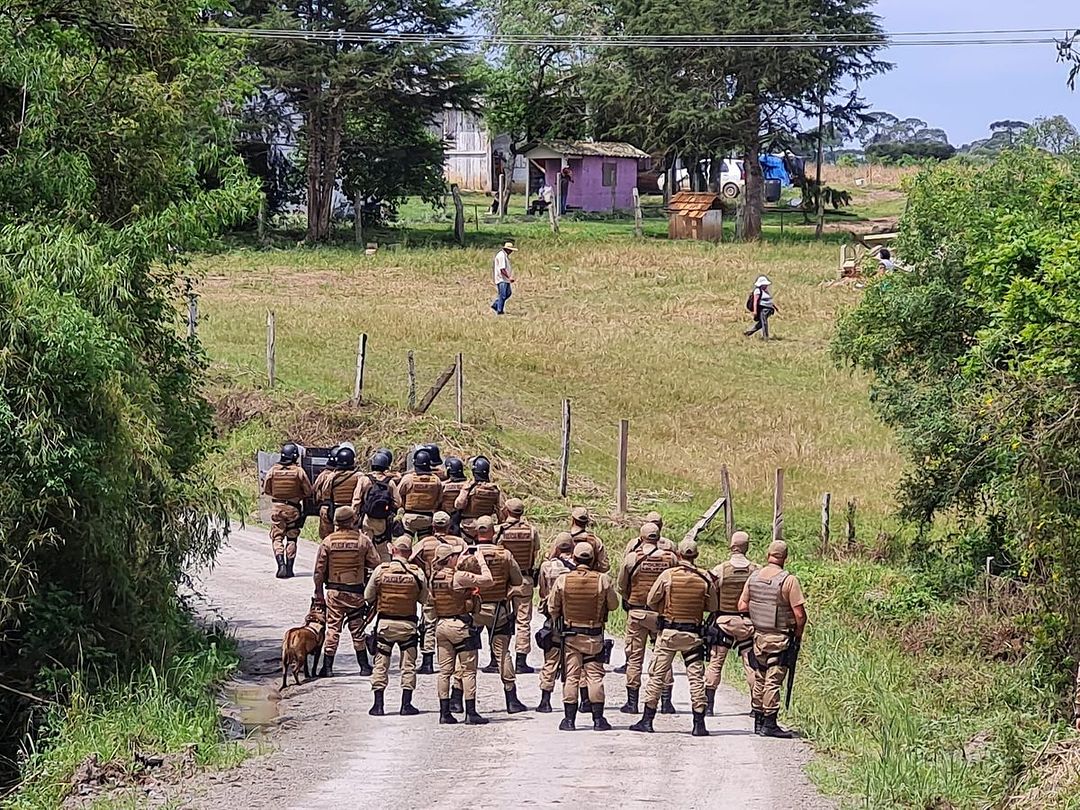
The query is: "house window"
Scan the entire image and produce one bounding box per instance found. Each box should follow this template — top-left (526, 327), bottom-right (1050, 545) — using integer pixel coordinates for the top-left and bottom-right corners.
top-left (602, 162), bottom-right (618, 187)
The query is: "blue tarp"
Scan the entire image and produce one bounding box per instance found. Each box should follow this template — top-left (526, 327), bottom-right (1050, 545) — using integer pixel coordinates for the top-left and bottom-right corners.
top-left (760, 155), bottom-right (792, 186)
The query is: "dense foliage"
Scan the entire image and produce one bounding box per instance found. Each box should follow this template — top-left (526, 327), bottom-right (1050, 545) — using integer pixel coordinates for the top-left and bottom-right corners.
top-left (0, 0), bottom-right (258, 773)
top-left (865, 140), bottom-right (956, 162)
top-left (834, 150), bottom-right (1080, 683)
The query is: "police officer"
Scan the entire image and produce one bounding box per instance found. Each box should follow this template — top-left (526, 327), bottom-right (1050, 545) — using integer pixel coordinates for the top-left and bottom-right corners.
top-left (439, 457), bottom-right (469, 534)
top-left (548, 542), bottom-right (619, 731)
top-left (535, 534), bottom-right (576, 712)
top-left (623, 513), bottom-right (677, 556)
top-left (705, 530), bottom-right (759, 715)
top-left (739, 540), bottom-right (807, 738)
top-left (410, 511), bottom-right (466, 674)
top-left (352, 449), bottom-right (400, 562)
top-left (431, 543), bottom-right (494, 724)
top-left (458, 516), bottom-right (527, 713)
top-left (422, 443), bottom-right (447, 480)
top-left (364, 537), bottom-right (428, 716)
top-left (496, 498), bottom-right (542, 674)
top-left (617, 522), bottom-right (678, 715)
top-left (568, 507), bottom-right (611, 573)
top-left (398, 450), bottom-right (443, 540)
top-left (262, 442), bottom-right (313, 579)
top-left (314, 445), bottom-right (360, 540)
top-left (630, 539), bottom-right (718, 737)
top-left (453, 455), bottom-right (505, 541)
top-left (313, 506), bottom-right (382, 676)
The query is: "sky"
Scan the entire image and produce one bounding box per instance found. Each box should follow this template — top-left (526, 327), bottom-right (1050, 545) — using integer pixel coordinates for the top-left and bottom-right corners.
top-left (860, 0), bottom-right (1078, 145)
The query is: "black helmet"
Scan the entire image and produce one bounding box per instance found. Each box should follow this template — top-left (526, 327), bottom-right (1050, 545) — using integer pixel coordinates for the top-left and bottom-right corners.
top-left (414, 449), bottom-right (432, 473)
top-left (335, 446), bottom-right (356, 470)
top-left (326, 445), bottom-right (341, 471)
top-left (371, 450), bottom-right (392, 471)
top-left (377, 447), bottom-right (394, 465)
top-left (281, 443), bottom-right (300, 464)
top-left (424, 443), bottom-right (443, 465)
top-left (472, 455), bottom-right (491, 481)
top-left (445, 456), bottom-right (466, 481)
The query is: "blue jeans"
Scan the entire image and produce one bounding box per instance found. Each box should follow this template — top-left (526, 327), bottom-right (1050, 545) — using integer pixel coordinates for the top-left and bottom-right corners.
top-left (492, 282), bottom-right (512, 314)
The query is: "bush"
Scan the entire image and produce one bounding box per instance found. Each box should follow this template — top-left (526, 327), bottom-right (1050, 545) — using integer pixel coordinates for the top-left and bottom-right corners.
top-left (866, 141), bottom-right (956, 162)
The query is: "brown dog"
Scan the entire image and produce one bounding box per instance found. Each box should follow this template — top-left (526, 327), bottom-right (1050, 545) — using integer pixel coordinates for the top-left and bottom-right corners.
top-left (280, 600), bottom-right (327, 689)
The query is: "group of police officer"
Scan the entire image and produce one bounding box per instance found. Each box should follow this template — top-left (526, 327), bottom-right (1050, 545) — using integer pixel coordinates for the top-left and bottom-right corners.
top-left (262, 442), bottom-right (807, 736)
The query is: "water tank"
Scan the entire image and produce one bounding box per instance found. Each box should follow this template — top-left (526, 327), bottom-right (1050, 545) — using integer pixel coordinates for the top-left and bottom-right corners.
top-left (764, 179), bottom-right (782, 204)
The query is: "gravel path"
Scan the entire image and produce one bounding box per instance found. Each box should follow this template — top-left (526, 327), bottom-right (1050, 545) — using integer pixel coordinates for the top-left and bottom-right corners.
top-left (175, 527), bottom-right (832, 809)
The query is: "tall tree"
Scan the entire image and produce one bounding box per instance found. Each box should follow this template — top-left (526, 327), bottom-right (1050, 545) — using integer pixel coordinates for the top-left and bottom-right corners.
top-left (989, 119), bottom-right (1031, 147)
top-left (1022, 115), bottom-right (1080, 155)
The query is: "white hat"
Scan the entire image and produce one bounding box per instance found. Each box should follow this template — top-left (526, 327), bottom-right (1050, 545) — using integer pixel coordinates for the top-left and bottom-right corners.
top-left (755, 275), bottom-right (771, 288)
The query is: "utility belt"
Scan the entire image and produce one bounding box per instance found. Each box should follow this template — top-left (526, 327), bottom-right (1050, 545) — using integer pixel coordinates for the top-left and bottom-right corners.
top-left (659, 618), bottom-right (703, 634)
top-left (622, 600), bottom-right (648, 612)
top-left (272, 499), bottom-right (303, 510)
top-left (378, 613), bottom-right (417, 622)
top-left (564, 624), bottom-right (604, 636)
top-left (716, 610), bottom-right (751, 618)
top-left (437, 613), bottom-right (474, 625)
top-left (405, 509), bottom-right (434, 518)
top-left (326, 582), bottom-right (365, 594)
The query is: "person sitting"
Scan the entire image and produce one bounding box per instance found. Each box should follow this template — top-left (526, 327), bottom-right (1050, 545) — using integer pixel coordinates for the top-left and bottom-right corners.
top-left (878, 248), bottom-right (896, 273)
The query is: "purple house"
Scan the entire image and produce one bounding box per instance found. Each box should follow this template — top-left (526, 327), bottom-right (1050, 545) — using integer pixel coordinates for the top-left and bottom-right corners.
top-left (523, 140), bottom-right (649, 213)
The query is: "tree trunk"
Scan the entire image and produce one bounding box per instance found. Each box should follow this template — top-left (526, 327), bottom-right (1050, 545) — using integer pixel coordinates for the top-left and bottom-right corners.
top-left (305, 94), bottom-right (344, 243)
top-left (708, 156), bottom-right (722, 193)
top-left (815, 89), bottom-right (826, 240)
top-left (740, 137), bottom-right (763, 242)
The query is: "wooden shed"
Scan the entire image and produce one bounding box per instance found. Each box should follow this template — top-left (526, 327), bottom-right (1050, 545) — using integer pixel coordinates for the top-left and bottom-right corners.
top-left (667, 191), bottom-right (725, 242)
top-left (523, 140), bottom-right (649, 213)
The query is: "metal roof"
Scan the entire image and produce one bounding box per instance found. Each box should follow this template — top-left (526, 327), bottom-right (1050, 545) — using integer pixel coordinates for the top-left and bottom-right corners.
top-left (527, 140), bottom-right (650, 159)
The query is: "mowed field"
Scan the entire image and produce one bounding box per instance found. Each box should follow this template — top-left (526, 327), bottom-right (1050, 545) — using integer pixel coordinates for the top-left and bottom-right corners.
top-left (195, 212), bottom-right (901, 519)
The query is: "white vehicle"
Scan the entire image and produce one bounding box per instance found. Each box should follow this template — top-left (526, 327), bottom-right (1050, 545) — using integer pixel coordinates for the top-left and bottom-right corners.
top-left (656, 158), bottom-right (745, 198)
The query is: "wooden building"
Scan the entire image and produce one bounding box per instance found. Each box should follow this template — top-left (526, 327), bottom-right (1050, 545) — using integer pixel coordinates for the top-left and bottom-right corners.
top-left (667, 191), bottom-right (725, 242)
top-left (432, 108), bottom-right (526, 192)
top-left (523, 140), bottom-right (649, 213)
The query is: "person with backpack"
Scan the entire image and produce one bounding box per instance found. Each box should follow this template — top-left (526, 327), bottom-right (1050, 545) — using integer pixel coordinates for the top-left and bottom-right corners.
top-left (314, 445), bottom-right (361, 540)
top-left (352, 449), bottom-right (401, 564)
top-left (745, 275), bottom-right (778, 340)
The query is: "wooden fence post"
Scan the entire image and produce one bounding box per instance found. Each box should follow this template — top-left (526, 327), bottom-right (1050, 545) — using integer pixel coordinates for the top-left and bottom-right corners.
top-left (845, 499), bottom-right (857, 548)
top-left (721, 465), bottom-right (734, 539)
top-left (455, 353), bottom-right (464, 424)
top-left (354, 191), bottom-right (363, 245)
top-left (451, 184), bottom-right (465, 246)
top-left (187, 293), bottom-right (198, 340)
top-left (257, 198), bottom-right (266, 242)
top-left (632, 187), bottom-right (643, 237)
top-left (558, 399), bottom-right (571, 497)
top-left (549, 194), bottom-right (560, 234)
top-left (821, 493), bottom-right (831, 555)
top-left (498, 174), bottom-right (506, 223)
top-left (352, 333), bottom-right (367, 407)
top-left (772, 468), bottom-right (784, 542)
top-left (615, 419), bottom-right (629, 515)
top-left (265, 310), bottom-right (276, 388)
top-left (416, 361), bottom-right (457, 413)
top-left (407, 351), bottom-right (416, 410)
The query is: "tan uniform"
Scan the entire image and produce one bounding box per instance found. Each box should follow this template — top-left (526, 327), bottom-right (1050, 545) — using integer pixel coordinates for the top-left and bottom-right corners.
top-left (364, 559), bottom-right (428, 691)
top-left (537, 555), bottom-right (577, 692)
top-left (642, 562), bottom-right (718, 713)
top-left (411, 531), bottom-right (467, 655)
top-left (351, 472), bottom-right (401, 560)
top-left (314, 469), bottom-right (361, 539)
top-left (439, 480), bottom-right (467, 528)
top-left (497, 517), bottom-right (541, 654)
top-left (262, 463), bottom-right (313, 559)
top-left (549, 566), bottom-right (618, 705)
top-left (398, 471), bottom-right (443, 538)
top-left (454, 480), bottom-right (506, 540)
top-left (313, 528), bottom-right (382, 657)
top-left (570, 527), bottom-right (611, 573)
top-left (741, 564), bottom-right (804, 716)
top-left (617, 543), bottom-right (678, 689)
top-left (622, 535), bottom-right (677, 556)
top-left (432, 554), bottom-right (493, 700)
top-left (705, 554), bottom-right (760, 692)
top-left (458, 544), bottom-right (524, 690)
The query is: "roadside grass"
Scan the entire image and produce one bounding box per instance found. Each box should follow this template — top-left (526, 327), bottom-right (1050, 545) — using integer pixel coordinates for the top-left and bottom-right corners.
top-left (6, 633), bottom-right (244, 809)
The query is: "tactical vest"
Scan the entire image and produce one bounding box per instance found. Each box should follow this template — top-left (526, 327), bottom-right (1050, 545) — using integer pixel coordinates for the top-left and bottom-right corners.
top-left (324, 531), bottom-right (366, 589)
top-left (463, 482), bottom-right (500, 518)
top-left (404, 473), bottom-right (441, 512)
top-left (440, 480), bottom-right (466, 513)
top-left (376, 562), bottom-right (421, 618)
top-left (473, 545), bottom-right (510, 603)
top-left (563, 568), bottom-right (605, 626)
top-left (718, 560), bottom-right (754, 613)
top-left (431, 567), bottom-right (471, 618)
top-left (269, 465), bottom-right (305, 501)
top-left (663, 565), bottom-right (711, 623)
top-left (627, 546), bottom-right (676, 608)
top-left (329, 470), bottom-right (360, 505)
top-left (570, 528), bottom-right (601, 559)
top-left (498, 520), bottom-right (535, 572)
top-left (747, 570), bottom-right (796, 634)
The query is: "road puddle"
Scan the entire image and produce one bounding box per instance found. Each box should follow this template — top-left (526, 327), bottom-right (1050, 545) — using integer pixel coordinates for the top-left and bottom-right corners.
top-left (224, 683), bottom-right (282, 738)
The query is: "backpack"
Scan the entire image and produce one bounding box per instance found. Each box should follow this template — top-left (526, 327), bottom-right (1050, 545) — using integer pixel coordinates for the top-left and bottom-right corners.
top-left (363, 474), bottom-right (394, 520)
top-left (745, 289), bottom-right (757, 312)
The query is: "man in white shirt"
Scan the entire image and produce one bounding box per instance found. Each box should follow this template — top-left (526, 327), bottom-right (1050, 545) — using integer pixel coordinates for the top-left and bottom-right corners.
top-left (491, 241), bottom-right (518, 315)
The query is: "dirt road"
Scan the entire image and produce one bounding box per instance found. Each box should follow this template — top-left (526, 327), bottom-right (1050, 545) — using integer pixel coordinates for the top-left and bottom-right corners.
top-left (180, 527), bottom-right (831, 809)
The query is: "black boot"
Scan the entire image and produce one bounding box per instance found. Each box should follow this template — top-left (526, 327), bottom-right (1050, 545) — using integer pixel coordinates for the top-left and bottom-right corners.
top-left (449, 686), bottom-right (464, 714)
top-left (536, 689), bottom-right (553, 713)
top-left (417, 653), bottom-right (435, 675)
top-left (464, 699), bottom-right (488, 725)
top-left (692, 710), bottom-right (709, 737)
top-left (591, 703), bottom-right (612, 731)
top-left (753, 710), bottom-right (763, 735)
top-left (369, 690), bottom-right (385, 716)
top-left (318, 654), bottom-right (334, 677)
top-left (515, 652), bottom-right (535, 674)
top-left (705, 687), bottom-right (716, 717)
top-left (400, 689), bottom-right (420, 716)
top-left (760, 713), bottom-right (795, 738)
top-left (660, 686), bottom-right (677, 714)
top-left (275, 554), bottom-right (287, 579)
top-left (578, 686), bottom-right (592, 713)
top-left (284, 557), bottom-right (295, 578)
top-left (481, 650), bottom-right (499, 673)
top-left (439, 697), bottom-right (458, 724)
top-left (505, 685), bottom-right (527, 714)
top-left (356, 649), bottom-right (373, 676)
top-left (559, 702), bottom-right (577, 731)
top-left (619, 687), bottom-right (639, 715)
top-left (629, 705), bottom-right (656, 733)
